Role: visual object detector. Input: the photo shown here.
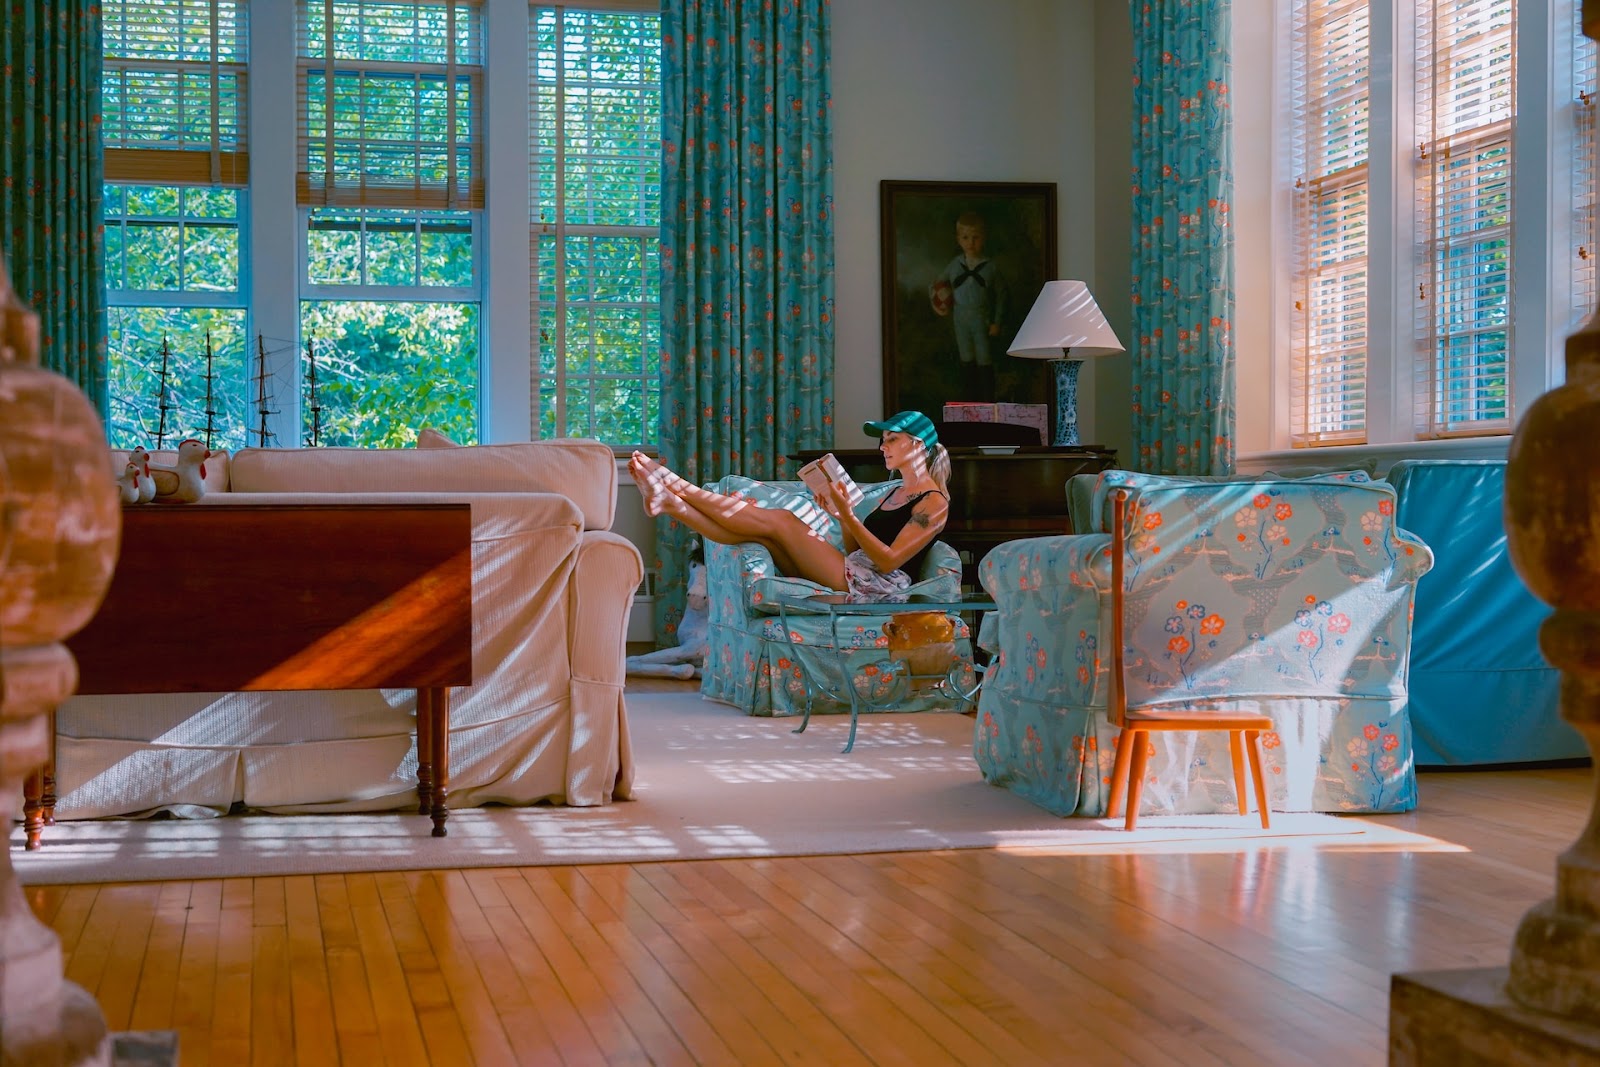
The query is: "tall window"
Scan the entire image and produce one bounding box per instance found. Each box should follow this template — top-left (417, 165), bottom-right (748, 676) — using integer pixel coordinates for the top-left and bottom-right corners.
top-left (530, 4), bottom-right (662, 446)
top-left (1415, 0), bottom-right (1516, 437)
top-left (102, 0), bottom-right (250, 450)
top-left (296, 0), bottom-right (484, 446)
top-left (1283, 0), bottom-right (1597, 450)
top-left (1291, 0), bottom-right (1370, 445)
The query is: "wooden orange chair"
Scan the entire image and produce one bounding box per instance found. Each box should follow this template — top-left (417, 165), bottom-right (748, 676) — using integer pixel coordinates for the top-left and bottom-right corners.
top-left (1103, 489), bottom-right (1273, 831)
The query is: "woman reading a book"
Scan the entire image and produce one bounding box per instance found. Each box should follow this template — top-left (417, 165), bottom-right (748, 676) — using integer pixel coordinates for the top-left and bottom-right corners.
top-left (628, 410), bottom-right (952, 600)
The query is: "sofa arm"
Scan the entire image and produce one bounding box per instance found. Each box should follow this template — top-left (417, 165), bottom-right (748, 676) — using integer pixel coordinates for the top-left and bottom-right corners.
top-left (566, 529), bottom-right (643, 805)
top-left (569, 530), bottom-right (644, 685)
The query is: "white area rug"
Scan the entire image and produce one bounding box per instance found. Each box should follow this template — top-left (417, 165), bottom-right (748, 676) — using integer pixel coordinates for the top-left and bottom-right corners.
top-left (12, 692), bottom-right (1418, 885)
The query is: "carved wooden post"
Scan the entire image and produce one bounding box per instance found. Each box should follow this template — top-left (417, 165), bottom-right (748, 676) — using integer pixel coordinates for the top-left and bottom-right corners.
top-left (1388, 3), bottom-right (1600, 1060)
top-left (0, 253), bottom-right (119, 1065)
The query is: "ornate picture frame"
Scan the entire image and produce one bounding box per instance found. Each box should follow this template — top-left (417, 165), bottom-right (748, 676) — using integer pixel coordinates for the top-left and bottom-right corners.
top-left (879, 180), bottom-right (1058, 430)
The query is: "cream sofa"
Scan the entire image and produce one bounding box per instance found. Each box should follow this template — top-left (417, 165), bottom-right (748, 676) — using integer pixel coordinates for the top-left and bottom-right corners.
top-left (56, 440), bottom-right (642, 818)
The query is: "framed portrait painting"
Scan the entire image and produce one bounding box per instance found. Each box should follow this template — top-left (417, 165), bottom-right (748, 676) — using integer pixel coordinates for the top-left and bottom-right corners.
top-left (879, 180), bottom-right (1057, 434)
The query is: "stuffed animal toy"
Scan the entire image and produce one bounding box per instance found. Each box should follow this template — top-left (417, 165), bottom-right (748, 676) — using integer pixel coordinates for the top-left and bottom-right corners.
top-left (626, 551), bottom-right (709, 680)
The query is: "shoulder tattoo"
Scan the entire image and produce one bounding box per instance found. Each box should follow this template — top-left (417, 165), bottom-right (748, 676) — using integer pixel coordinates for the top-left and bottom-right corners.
top-left (911, 511), bottom-right (932, 529)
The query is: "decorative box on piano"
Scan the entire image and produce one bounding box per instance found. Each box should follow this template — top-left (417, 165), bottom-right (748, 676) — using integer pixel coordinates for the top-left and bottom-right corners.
top-left (941, 402), bottom-right (1049, 445)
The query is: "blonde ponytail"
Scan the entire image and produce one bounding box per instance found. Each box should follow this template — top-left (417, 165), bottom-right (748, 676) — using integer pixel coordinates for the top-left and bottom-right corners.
top-left (928, 443), bottom-right (951, 494)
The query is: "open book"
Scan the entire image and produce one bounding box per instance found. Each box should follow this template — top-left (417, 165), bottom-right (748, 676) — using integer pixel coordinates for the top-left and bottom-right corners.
top-left (797, 453), bottom-right (865, 509)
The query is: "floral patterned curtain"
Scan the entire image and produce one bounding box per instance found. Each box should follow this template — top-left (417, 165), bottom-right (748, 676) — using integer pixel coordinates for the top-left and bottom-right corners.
top-left (0, 0), bottom-right (107, 413)
top-left (1129, 0), bottom-right (1233, 475)
top-left (655, 0), bottom-right (834, 642)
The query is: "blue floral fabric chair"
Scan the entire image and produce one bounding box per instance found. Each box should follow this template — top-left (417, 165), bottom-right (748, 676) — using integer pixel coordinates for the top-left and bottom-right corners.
top-left (698, 475), bottom-right (975, 717)
top-left (975, 469), bottom-right (1434, 816)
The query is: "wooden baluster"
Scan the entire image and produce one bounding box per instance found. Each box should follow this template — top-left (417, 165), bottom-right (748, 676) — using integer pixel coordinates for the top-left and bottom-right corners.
top-left (1389, 2), bottom-right (1600, 1059)
top-left (0, 252), bottom-right (120, 1065)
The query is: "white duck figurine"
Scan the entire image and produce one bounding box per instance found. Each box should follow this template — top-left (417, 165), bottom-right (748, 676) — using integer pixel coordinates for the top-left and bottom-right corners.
top-left (115, 461), bottom-right (146, 504)
top-left (127, 446), bottom-right (157, 503)
top-left (147, 438), bottom-right (214, 503)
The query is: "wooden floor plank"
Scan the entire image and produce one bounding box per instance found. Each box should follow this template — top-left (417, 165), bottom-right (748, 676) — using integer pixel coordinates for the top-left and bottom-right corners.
top-left (516, 866), bottom-right (698, 1066)
top-left (491, 869), bottom-right (665, 1065)
top-left (282, 875), bottom-right (340, 1067)
top-left (126, 882), bottom-right (190, 1033)
top-left (170, 880), bottom-right (221, 1067)
top-left (640, 862), bottom-right (876, 1067)
top-left (482, 870), bottom-right (622, 1066)
top-left (345, 872), bottom-right (432, 1067)
top-left (209, 879), bottom-right (256, 1067)
top-left (406, 871), bottom-right (519, 1067)
top-left (620, 862), bottom-right (849, 1067)
top-left (570, 864), bottom-right (786, 1067)
top-left (93, 884), bottom-right (162, 1031)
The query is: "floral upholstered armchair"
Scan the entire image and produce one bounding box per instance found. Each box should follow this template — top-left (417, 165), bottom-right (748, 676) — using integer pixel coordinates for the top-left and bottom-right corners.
top-left (698, 475), bottom-right (976, 717)
top-left (975, 469), bottom-right (1434, 816)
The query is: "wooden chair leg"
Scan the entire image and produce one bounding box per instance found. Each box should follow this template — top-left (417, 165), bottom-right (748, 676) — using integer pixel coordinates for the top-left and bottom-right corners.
top-left (1107, 728), bottom-right (1134, 818)
top-left (1245, 729), bottom-right (1270, 829)
top-left (1228, 730), bottom-right (1249, 816)
top-left (1124, 729), bottom-right (1151, 831)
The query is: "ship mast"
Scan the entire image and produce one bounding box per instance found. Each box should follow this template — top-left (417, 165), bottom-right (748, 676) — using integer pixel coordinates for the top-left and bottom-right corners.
top-left (253, 333), bottom-right (279, 447)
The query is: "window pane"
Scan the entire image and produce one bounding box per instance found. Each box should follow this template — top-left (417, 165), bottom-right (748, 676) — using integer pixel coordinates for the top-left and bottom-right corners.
top-left (184, 224), bottom-right (240, 290)
top-left (107, 306), bottom-right (250, 452)
top-left (419, 224), bottom-right (473, 285)
top-left (299, 300), bottom-right (480, 446)
top-left (107, 181), bottom-right (243, 294)
top-left (307, 208), bottom-right (474, 287)
top-left (124, 222), bottom-right (183, 290)
top-left (367, 225), bottom-right (418, 286)
top-left (308, 214), bottom-right (364, 284)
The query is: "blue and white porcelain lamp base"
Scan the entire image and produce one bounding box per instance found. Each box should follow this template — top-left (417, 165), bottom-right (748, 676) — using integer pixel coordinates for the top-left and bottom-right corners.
top-left (1051, 357), bottom-right (1084, 447)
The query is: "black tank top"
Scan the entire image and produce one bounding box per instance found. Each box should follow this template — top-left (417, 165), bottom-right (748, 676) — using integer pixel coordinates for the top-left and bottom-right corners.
top-left (861, 488), bottom-right (945, 579)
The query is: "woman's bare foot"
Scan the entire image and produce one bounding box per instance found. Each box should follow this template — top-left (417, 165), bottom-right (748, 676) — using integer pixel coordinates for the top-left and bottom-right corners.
top-left (628, 454), bottom-right (674, 517)
top-left (631, 451), bottom-right (695, 496)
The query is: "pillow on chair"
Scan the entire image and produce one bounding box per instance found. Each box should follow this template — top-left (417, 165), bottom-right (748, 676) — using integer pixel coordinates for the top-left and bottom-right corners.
top-left (416, 426), bottom-right (459, 448)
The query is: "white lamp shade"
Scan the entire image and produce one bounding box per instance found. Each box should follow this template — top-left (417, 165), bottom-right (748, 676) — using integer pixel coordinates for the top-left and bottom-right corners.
top-left (1007, 280), bottom-right (1125, 360)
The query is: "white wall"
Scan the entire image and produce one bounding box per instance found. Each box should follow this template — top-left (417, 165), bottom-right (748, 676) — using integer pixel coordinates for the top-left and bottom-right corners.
top-left (831, 0), bottom-right (1117, 449)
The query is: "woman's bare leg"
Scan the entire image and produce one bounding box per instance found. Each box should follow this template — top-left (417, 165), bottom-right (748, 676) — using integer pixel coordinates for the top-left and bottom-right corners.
top-left (638, 461), bottom-right (848, 589)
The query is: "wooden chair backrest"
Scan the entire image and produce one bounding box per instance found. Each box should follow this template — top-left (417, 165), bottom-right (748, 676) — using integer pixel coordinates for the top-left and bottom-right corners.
top-left (1109, 488), bottom-right (1129, 731)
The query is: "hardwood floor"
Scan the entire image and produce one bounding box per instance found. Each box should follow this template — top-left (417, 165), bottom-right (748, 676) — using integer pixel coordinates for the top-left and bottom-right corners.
top-left (25, 679), bottom-right (1591, 1066)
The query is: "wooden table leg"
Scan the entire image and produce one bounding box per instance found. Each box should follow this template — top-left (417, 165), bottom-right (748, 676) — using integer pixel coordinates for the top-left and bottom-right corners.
top-left (428, 687), bottom-right (450, 837)
top-left (19, 709), bottom-right (57, 848)
top-left (22, 769), bottom-right (43, 851)
top-left (42, 708), bottom-right (56, 826)
top-left (416, 688), bottom-right (434, 816)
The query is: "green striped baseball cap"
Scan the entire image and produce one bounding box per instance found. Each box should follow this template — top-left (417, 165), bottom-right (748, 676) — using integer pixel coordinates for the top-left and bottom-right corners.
top-left (863, 410), bottom-right (938, 452)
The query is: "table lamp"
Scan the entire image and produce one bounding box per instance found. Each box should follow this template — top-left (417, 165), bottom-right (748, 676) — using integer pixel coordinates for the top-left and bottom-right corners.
top-left (1007, 280), bottom-right (1125, 447)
